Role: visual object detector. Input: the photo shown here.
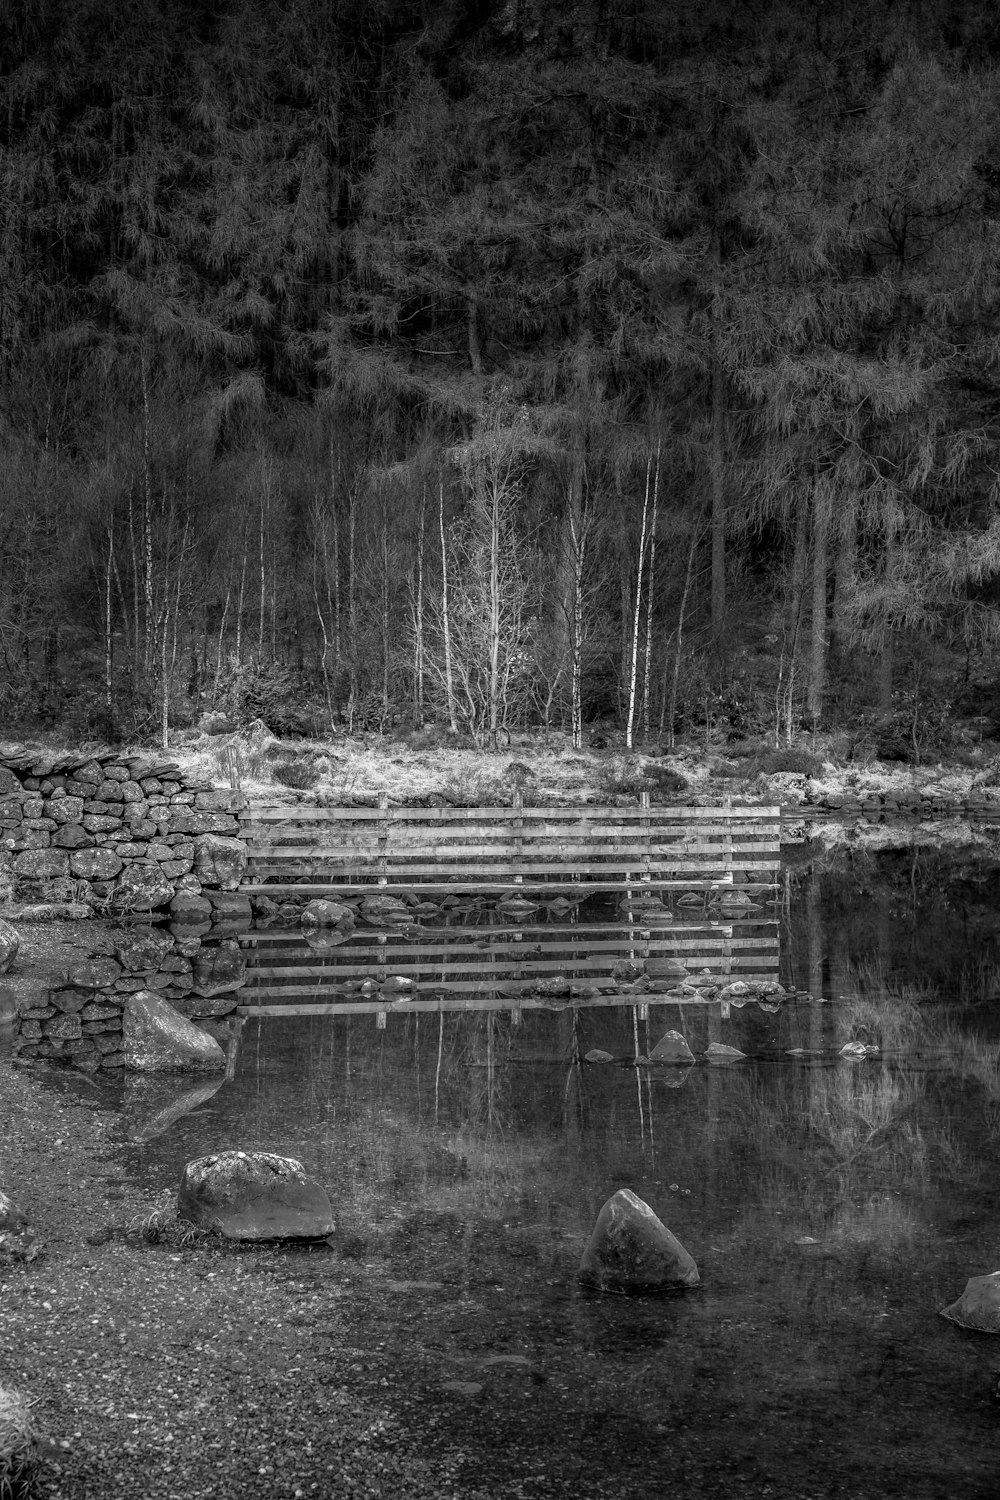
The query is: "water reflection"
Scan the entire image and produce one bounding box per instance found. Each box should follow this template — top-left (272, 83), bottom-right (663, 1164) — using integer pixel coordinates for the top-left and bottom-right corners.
top-left (88, 848), bottom-right (1000, 1493)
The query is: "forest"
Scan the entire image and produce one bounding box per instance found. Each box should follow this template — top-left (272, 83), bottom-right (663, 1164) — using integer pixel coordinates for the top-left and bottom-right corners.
top-left (4, 0), bottom-right (1000, 754)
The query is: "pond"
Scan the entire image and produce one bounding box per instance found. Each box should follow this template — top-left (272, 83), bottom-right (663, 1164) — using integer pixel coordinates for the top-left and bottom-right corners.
top-left (44, 845), bottom-right (1000, 1495)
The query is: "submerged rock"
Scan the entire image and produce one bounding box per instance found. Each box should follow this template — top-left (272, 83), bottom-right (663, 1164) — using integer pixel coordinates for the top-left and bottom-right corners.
top-left (585, 1048), bottom-right (615, 1064)
top-left (940, 1271), bottom-right (1000, 1333)
top-left (177, 1150), bottom-right (335, 1240)
top-left (579, 1188), bottom-right (699, 1293)
top-left (123, 991), bottom-right (226, 1072)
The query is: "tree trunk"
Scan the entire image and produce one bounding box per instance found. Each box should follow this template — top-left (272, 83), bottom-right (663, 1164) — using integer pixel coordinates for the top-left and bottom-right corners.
top-left (665, 521), bottom-right (699, 749)
top-left (808, 478), bottom-right (829, 730)
top-left (783, 490), bottom-right (809, 743)
top-left (626, 456), bottom-right (651, 749)
top-left (879, 518), bottom-right (896, 712)
top-left (641, 443), bottom-right (660, 740)
top-left (569, 503), bottom-right (587, 750)
top-left (439, 476), bottom-right (457, 733)
top-left (488, 472), bottom-right (502, 751)
top-left (709, 320), bottom-right (727, 644)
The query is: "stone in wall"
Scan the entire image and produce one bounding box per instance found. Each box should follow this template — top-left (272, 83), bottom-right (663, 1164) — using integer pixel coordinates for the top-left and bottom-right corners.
top-left (115, 863), bottom-right (175, 910)
top-left (193, 833), bottom-right (247, 889)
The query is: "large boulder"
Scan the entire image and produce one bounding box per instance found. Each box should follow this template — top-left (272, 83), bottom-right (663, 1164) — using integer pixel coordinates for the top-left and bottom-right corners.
top-left (0, 917), bottom-right (18, 974)
top-left (578, 1188), bottom-right (700, 1293)
top-left (192, 834), bottom-right (247, 890)
top-left (177, 1150), bottom-right (335, 1241)
top-left (122, 991), bottom-right (226, 1071)
top-left (940, 1272), bottom-right (1000, 1333)
top-left (115, 863), bottom-right (174, 911)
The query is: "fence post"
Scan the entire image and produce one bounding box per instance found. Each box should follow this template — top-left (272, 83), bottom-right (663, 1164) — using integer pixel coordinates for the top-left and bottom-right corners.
top-left (512, 789), bottom-right (523, 887)
top-left (378, 790), bottom-right (389, 886)
top-left (640, 790), bottom-right (651, 888)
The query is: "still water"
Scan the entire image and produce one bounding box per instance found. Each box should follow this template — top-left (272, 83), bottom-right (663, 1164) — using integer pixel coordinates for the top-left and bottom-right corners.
top-left (111, 846), bottom-right (1000, 1495)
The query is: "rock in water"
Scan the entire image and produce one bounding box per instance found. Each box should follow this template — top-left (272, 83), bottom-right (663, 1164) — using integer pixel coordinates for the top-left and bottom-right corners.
top-left (704, 1042), bottom-right (747, 1063)
top-left (0, 918), bottom-right (18, 974)
top-left (579, 1188), bottom-right (699, 1293)
top-left (301, 898), bottom-right (355, 930)
top-left (647, 1029), bottom-right (696, 1064)
top-left (177, 1150), bottom-right (335, 1240)
top-left (940, 1271), bottom-right (1000, 1333)
top-left (123, 991), bottom-right (226, 1072)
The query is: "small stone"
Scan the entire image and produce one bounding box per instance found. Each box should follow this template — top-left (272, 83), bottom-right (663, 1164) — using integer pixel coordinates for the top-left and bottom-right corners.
top-left (300, 898), bottom-right (354, 930)
top-left (646, 1029), bottom-right (696, 1064)
top-left (52, 823), bottom-right (93, 849)
top-left (704, 1042), bottom-right (747, 1062)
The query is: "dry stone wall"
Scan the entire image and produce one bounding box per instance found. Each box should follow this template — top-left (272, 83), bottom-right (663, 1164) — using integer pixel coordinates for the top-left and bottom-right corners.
top-left (0, 748), bottom-right (253, 1073)
top-left (10, 928), bottom-right (248, 1073)
top-left (0, 748), bottom-right (248, 913)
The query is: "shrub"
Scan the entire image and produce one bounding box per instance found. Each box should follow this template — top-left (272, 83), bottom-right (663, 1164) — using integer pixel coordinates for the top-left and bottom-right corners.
top-left (596, 757), bottom-right (654, 797)
top-left (751, 746), bottom-right (826, 777)
top-left (270, 753), bottom-right (324, 790)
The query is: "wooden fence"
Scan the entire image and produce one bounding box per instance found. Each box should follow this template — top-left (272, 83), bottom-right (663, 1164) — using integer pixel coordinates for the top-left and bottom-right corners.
top-left (237, 799), bottom-right (781, 1013)
top-left (239, 794), bottom-right (781, 896)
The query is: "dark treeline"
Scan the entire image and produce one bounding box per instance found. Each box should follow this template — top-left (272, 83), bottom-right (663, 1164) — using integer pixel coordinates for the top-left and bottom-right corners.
top-left (4, 0), bottom-right (1000, 749)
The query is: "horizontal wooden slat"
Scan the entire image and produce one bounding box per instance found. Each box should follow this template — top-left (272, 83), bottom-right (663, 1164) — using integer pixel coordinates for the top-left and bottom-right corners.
top-left (237, 995), bottom-right (736, 1016)
top-left (241, 804), bottom-right (779, 823)
top-left (246, 840), bottom-right (781, 859)
top-left (244, 824), bottom-right (780, 841)
top-left (239, 920), bottom-right (778, 944)
top-left (239, 876), bottom-right (779, 888)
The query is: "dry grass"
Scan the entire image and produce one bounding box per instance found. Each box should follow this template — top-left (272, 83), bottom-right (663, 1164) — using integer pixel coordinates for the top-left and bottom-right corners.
top-left (159, 727), bottom-right (680, 806)
top-left (0, 1385), bottom-right (36, 1500)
